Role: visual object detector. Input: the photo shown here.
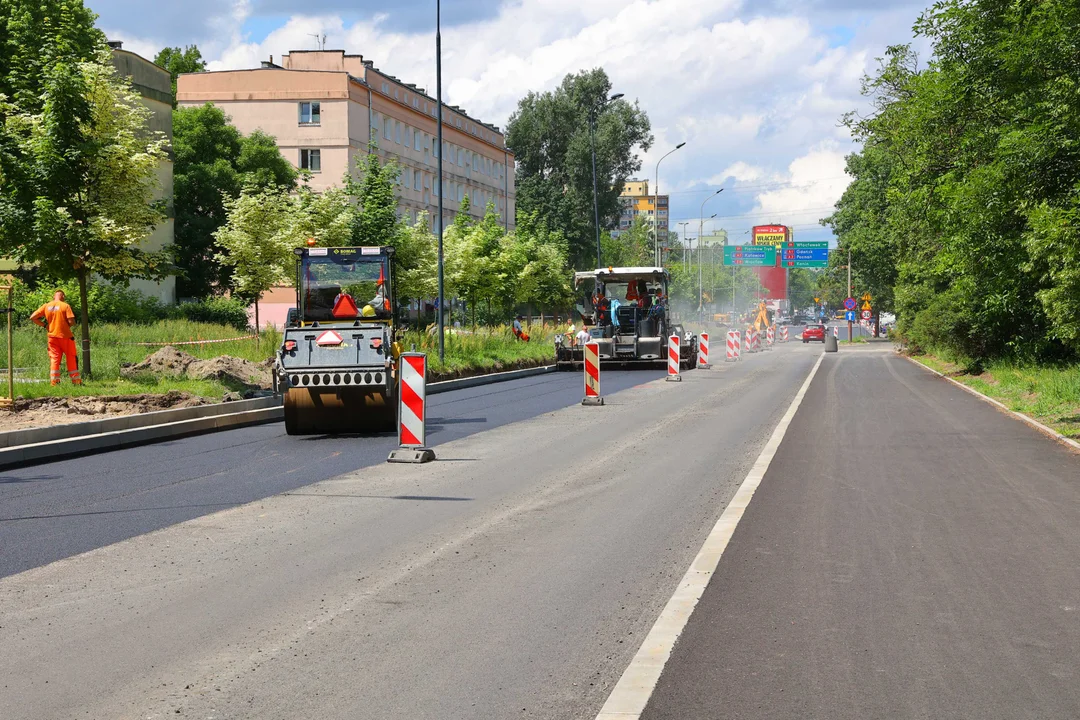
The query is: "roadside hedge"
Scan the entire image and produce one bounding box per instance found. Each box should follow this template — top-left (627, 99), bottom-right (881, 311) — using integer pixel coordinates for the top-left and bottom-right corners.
top-left (9, 280), bottom-right (251, 331)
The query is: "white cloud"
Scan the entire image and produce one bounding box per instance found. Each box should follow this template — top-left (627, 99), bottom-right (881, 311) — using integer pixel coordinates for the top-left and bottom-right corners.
top-left (103, 0), bottom-right (928, 239)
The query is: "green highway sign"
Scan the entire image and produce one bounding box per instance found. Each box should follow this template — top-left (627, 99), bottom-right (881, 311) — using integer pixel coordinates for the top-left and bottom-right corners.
top-left (781, 241), bottom-right (830, 268)
top-left (724, 245), bottom-right (776, 267)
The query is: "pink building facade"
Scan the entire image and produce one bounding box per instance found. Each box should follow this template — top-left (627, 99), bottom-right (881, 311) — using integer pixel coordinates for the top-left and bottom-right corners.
top-left (177, 50), bottom-right (515, 232)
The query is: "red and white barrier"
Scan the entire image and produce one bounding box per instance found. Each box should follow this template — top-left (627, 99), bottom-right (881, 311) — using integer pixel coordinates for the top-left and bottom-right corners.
top-left (780, 326), bottom-right (789, 342)
top-left (698, 332), bottom-right (711, 369)
top-left (726, 329), bottom-right (741, 362)
top-left (750, 328), bottom-right (761, 353)
top-left (744, 328), bottom-right (753, 354)
top-left (582, 341), bottom-right (603, 406)
top-left (833, 326), bottom-right (839, 339)
top-left (388, 353), bottom-right (435, 463)
top-left (667, 335), bottom-right (682, 382)
top-left (766, 326), bottom-right (775, 349)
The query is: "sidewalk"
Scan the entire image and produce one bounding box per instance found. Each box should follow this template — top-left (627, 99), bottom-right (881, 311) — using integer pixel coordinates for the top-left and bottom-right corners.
top-left (641, 349), bottom-right (1080, 720)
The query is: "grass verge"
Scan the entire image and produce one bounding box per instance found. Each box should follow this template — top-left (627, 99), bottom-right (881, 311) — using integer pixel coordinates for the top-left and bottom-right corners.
top-left (912, 354), bottom-right (1080, 440)
top-left (3, 321), bottom-right (280, 400)
top-left (402, 323), bottom-right (558, 379)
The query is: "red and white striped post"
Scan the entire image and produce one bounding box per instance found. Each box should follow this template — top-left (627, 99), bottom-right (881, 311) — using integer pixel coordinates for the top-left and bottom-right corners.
top-left (582, 341), bottom-right (604, 406)
top-left (780, 326), bottom-right (789, 343)
top-left (766, 326), bottom-right (775, 350)
top-left (744, 328), bottom-right (754, 354)
top-left (726, 329), bottom-right (740, 362)
top-left (697, 332), bottom-right (711, 369)
top-left (833, 326), bottom-right (839, 339)
top-left (387, 353), bottom-right (435, 463)
top-left (666, 335), bottom-right (682, 382)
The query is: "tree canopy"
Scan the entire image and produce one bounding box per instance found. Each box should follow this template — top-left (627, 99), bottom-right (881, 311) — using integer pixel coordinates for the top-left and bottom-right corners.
top-left (153, 45), bottom-right (205, 107)
top-left (824, 0), bottom-right (1080, 366)
top-left (506, 68), bottom-right (652, 270)
top-left (172, 103), bottom-right (297, 298)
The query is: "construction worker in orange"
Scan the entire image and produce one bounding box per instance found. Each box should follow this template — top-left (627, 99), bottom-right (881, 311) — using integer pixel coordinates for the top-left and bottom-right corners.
top-left (30, 291), bottom-right (82, 386)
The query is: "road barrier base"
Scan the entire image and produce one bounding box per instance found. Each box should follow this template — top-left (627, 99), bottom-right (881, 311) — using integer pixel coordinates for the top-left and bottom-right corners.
top-left (698, 363), bottom-right (712, 370)
top-left (666, 375), bottom-right (683, 382)
top-left (387, 447), bottom-right (436, 464)
top-left (581, 397), bottom-right (605, 406)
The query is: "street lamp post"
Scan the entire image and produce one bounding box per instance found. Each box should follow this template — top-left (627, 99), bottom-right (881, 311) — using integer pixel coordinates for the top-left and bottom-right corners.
top-left (435, 0), bottom-right (445, 362)
top-left (653, 142), bottom-right (686, 265)
top-left (677, 221), bottom-right (690, 270)
top-left (847, 247), bottom-right (852, 343)
top-left (698, 189), bottom-right (723, 324)
top-left (590, 93), bottom-right (623, 269)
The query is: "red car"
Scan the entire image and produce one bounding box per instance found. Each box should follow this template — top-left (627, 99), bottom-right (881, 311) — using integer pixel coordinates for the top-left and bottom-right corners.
top-left (802, 324), bottom-right (827, 343)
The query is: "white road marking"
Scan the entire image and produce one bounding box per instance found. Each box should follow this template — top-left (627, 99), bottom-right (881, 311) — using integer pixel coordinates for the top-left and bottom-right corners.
top-left (594, 352), bottom-right (826, 719)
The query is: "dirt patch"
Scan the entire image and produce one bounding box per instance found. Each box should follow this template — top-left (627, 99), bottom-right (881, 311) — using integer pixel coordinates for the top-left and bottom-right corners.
top-left (121, 346), bottom-right (273, 390)
top-left (0, 390), bottom-right (214, 432)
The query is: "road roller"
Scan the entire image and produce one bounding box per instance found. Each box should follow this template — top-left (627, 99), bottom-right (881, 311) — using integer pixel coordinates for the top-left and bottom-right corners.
top-left (274, 245), bottom-right (401, 435)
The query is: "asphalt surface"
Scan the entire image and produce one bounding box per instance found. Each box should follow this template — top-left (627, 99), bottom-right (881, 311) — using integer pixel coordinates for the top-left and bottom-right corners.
top-left (643, 347), bottom-right (1080, 719)
top-left (0, 369), bottom-right (658, 578)
top-left (0, 341), bottom-right (821, 720)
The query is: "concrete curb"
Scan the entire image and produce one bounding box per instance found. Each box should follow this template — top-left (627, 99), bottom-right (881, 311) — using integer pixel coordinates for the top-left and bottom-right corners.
top-left (0, 364), bottom-right (557, 469)
top-left (905, 354), bottom-right (1080, 453)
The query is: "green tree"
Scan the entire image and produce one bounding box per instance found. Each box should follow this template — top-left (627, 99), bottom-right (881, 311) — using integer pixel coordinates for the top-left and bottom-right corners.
top-left (172, 103), bottom-right (297, 297)
top-left (1, 54), bottom-right (169, 377)
top-left (600, 216), bottom-right (653, 267)
top-left (347, 150), bottom-right (401, 246)
top-left (506, 68), bottom-right (652, 268)
top-left (214, 187), bottom-right (295, 332)
top-left (153, 45), bottom-right (205, 107)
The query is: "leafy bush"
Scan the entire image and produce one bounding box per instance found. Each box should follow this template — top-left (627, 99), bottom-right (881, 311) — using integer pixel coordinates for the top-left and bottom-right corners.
top-left (10, 279), bottom-right (251, 330)
top-left (170, 297), bottom-right (250, 330)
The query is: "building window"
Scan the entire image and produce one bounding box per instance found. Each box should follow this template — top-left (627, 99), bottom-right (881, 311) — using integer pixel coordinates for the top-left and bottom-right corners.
top-left (298, 101), bottom-right (321, 125)
top-left (415, 132), bottom-right (422, 152)
top-left (395, 121), bottom-right (402, 144)
top-left (404, 126), bottom-right (412, 147)
top-left (432, 137), bottom-right (438, 157)
top-left (414, 169), bottom-right (421, 191)
top-left (414, 97), bottom-right (419, 109)
top-left (300, 148), bottom-right (321, 173)
top-left (457, 148), bottom-right (464, 166)
top-left (382, 82), bottom-right (389, 93)
top-left (383, 117), bottom-right (391, 140)
top-left (458, 185), bottom-right (464, 202)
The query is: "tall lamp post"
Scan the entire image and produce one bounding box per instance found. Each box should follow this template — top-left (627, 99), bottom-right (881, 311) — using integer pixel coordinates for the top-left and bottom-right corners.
top-left (435, 0), bottom-right (445, 362)
top-left (590, 92), bottom-right (624, 269)
top-left (653, 142), bottom-right (686, 265)
top-left (698, 189), bottom-right (723, 323)
top-left (677, 221), bottom-right (690, 270)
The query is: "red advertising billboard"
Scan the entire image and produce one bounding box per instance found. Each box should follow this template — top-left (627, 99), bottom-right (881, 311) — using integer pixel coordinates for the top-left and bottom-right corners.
top-left (751, 225), bottom-right (789, 300)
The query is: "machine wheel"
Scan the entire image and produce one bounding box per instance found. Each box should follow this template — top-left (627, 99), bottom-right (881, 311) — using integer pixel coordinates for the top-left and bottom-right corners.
top-left (284, 387), bottom-right (397, 435)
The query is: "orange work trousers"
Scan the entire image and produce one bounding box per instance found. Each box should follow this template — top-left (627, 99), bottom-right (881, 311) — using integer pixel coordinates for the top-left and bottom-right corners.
top-left (48, 337), bottom-right (81, 385)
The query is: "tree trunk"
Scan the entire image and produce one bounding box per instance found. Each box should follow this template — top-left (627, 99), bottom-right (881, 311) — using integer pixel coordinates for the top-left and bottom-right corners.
top-left (874, 307), bottom-right (880, 338)
top-left (254, 296), bottom-right (260, 336)
top-left (76, 267), bottom-right (92, 379)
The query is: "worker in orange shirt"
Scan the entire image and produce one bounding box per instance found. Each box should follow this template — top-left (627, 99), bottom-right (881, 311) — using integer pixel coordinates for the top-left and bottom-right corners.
top-left (30, 291), bottom-right (82, 386)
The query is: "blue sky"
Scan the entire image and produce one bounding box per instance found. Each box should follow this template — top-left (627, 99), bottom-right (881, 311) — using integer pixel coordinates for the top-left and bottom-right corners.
top-left (94, 0), bottom-right (933, 246)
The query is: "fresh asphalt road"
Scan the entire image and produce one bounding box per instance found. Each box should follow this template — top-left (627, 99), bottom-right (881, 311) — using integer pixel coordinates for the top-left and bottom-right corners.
top-left (0, 341), bottom-right (821, 720)
top-left (643, 346), bottom-right (1080, 719)
top-left (0, 369), bottom-right (662, 579)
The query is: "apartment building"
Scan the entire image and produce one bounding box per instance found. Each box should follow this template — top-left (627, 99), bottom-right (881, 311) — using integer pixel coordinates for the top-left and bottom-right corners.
top-left (177, 50), bottom-right (515, 232)
top-left (612, 179), bottom-right (668, 238)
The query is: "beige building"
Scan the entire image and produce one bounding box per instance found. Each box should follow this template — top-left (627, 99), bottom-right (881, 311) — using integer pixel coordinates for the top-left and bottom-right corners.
top-left (109, 42), bottom-right (176, 304)
top-left (613, 179), bottom-right (668, 238)
top-left (177, 50), bottom-right (515, 232)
